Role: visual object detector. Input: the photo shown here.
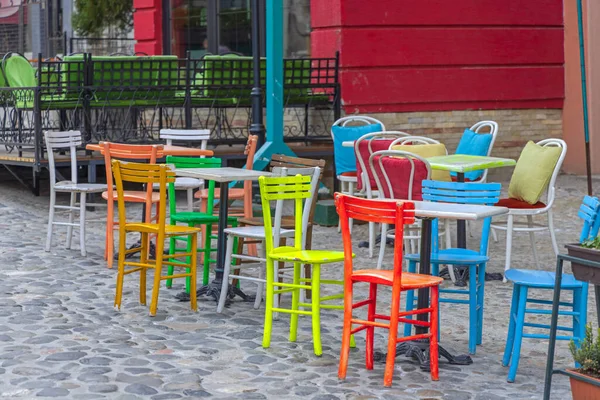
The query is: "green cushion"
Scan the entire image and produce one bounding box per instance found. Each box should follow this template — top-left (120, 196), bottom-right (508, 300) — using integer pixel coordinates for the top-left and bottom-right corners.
top-left (508, 141), bottom-right (562, 204)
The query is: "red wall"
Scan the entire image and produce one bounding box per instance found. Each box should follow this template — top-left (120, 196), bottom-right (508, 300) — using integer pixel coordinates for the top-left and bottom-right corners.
top-left (133, 0), bottom-right (163, 55)
top-left (311, 0), bottom-right (565, 113)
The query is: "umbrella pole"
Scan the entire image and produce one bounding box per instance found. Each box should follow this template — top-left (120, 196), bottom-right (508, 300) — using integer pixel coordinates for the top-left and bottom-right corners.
top-left (577, 0), bottom-right (593, 195)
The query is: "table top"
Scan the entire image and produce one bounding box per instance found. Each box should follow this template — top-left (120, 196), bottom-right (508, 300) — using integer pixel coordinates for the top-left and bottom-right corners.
top-left (426, 154), bottom-right (516, 173)
top-left (85, 143), bottom-right (213, 157)
top-left (401, 200), bottom-right (508, 221)
top-left (175, 167), bottom-right (272, 183)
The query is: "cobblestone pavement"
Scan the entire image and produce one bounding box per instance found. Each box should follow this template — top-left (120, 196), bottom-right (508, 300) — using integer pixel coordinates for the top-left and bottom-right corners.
top-left (0, 174), bottom-right (596, 399)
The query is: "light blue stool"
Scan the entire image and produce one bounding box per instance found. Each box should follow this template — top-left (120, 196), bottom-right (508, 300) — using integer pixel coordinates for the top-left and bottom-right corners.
top-left (404, 180), bottom-right (501, 355)
top-left (502, 195), bottom-right (599, 382)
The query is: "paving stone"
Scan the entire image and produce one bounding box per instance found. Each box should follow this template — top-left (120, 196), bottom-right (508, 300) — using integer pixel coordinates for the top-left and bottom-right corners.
top-left (36, 387), bottom-right (70, 397)
top-left (89, 384), bottom-right (119, 393)
top-left (46, 351), bottom-right (87, 361)
top-left (124, 383), bottom-right (159, 395)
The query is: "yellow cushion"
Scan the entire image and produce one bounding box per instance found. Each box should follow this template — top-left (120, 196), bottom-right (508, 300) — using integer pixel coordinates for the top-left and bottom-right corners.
top-left (391, 143), bottom-right (451, 182)
top-left (508, 141), bottom-right (562, 204)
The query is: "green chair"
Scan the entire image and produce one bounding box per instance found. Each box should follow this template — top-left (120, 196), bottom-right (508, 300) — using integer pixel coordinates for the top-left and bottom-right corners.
top-left (166, 156), bottom-right (238, 291)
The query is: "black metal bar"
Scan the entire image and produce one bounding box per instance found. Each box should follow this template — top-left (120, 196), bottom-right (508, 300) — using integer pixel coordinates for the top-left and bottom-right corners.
top-left (543, 256), bottom-right (565, 400)
top-left (185, 52), bottom-right (192, 129)
top-left (595, 285), bottom-right (600, 327)
top-left (162, 0), bottom-right (171, 55)
top-left (207, 0), bottom-right (218, 54)
top-left (249, 0), bottom-right (266, 147)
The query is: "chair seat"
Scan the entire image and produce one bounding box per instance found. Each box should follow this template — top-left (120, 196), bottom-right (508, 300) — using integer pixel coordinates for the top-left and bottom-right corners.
top-left (153, 177), bottom-right (203, 190)
top-left (224, 226), bottom-right (295, 239)
top-left (352, 270), bottom-right (443, 288)
top-left (102, 190), bottom-right (161, 203)
top-left (405, 248), bottom-right (489, 265)
top-left (495, 198), bottom-right (546, 209)
top-left (171, 212), bottom-right (236, 224)
top-left (195, 187), bottom-right (245, 200)
top-left (125, 223), bottom-right (201, 235)
top-left (55, 181), bottom-right (108, 193)
top-left (268, 246), bottom-right (347, 263)
top-left (504, 269), bottom-right (584, 289)
top-left (337, 172), bottom-right (358, 183)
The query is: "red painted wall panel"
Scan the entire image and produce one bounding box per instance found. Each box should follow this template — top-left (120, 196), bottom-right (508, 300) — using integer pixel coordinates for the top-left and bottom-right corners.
top-left (311, 0), bottom-right (564, 112)
top-left (133, 0), bottom-right (162, 55)
top-left (340, 28), bottom-right (564, 67)
top-left (311, 0), bottom-right (341, 29)
top-left (341, 67), bottom-right (564, 106)
top-left (340, 0), bottom-right (563, 27)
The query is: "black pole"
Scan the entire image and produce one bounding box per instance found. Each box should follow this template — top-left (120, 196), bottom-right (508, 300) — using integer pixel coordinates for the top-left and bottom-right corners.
top-left (249, 0), bottom-right (265, 147)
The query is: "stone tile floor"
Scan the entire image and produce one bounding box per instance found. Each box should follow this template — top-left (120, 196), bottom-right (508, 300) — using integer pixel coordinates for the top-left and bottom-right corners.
top-left (0, 174), bottom-right (597, 399)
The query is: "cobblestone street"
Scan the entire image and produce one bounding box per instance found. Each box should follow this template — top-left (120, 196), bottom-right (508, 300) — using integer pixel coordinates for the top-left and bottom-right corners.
top-left (0, 174), bottom-right (595, 399)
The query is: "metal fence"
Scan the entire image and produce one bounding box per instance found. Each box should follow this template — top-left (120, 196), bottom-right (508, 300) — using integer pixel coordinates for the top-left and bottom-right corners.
top-left (69, 37), bottom-right (137, 56)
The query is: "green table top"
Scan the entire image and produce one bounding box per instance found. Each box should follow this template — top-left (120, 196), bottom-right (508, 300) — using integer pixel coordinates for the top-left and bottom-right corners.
top-left (426, 154), bottom-right (516, 173)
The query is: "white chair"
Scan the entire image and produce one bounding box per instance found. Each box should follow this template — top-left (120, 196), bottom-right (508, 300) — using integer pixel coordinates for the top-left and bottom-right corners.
top-left (216, 166), bottom-right (321, 313)
top-left (490, 139), bottom-right (567, 282)
top-left (159, 128), bottom-right (210, 211)
top-left (331, 116), bottom-right (385, 233)
top-left (353, 131), bottom-right (411, 257)
top-left (369, 149), bottom-right (432, 269)
top-left (45, 131), bottom-right (107, 256)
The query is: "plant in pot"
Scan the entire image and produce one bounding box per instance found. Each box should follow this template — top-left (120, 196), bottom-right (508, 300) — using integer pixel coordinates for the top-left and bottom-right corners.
top-left (568, 324), bottom-right (600, 399)
top-left (566, 237), bottom-right (600, 285)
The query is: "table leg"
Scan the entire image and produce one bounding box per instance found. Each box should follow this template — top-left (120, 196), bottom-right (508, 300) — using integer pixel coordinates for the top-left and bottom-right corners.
top-left (177, 182), bottom-right (254, 303)
top-left (375, 217), bottom-right (473, 370)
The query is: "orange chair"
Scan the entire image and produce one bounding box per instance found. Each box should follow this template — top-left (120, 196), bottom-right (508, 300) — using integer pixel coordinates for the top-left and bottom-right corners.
top-left (100, 142), bottom-right (164, 268)
top-left (336, 194), bottom-right (442, 387)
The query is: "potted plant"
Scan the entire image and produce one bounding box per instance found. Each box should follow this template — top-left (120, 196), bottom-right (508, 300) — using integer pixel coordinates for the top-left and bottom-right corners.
top-left (568, 324), bottom-right (600, 399)
top-left (566, 237), bottom-right (600, 285)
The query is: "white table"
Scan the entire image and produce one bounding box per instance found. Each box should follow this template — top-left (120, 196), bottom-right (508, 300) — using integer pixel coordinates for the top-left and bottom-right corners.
top-left (388, 199), bottom-right (507, 367)
top-left (175, 167), bottom-right (272, 302)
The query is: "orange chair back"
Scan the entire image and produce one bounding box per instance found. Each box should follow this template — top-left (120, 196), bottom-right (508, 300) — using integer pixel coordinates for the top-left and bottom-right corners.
top-left (335, 194), bottom-right (415, 280)
top-left (101, 142), bottom-right (164, 222)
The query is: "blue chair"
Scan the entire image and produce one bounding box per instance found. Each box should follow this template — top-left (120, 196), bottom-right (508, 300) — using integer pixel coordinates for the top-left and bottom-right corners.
top-left (403, 180), bottom-right (501, 354)
top-left (501, 195), bottom-right (599, 383)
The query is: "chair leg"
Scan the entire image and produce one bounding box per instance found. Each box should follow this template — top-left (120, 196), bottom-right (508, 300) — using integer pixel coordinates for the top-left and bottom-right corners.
top-left (303, 226), bottom-right (313, 300)
top-left (311, 263), bottom-right (322, 356)
top-left (573, 288), bottom-right (582, 350)
top-left (186, 189), bottom-right (194, 212)
top-left (526, 215), bottom-right (540, 269)
top-left (337, 180), bottom-right (344, 233)
top-left (289, 262), bottom-right (301, 343)
top-left (377, 223), bottom-right (388, 269)
top-left (66, 192), bottom-right (76, 249)
top-left (139, 232), bottom-right (148, 306)
top-left (166, 235), bottom-right (176, 289)
top-left (189, 233), bottom-right (198, 312)
top-left (384, 282), bottom-right (401, 387)
top-left (202, 223), bottom-right (212, 286)
top-left (429, 285), bottom-right (440, 381)
top-left (507, 285), bottom-right (528, 383)
top-left (468, 264), bottom-right (478, 354)
top-left (262, 258), bottom-right (275, 349)
top-left (338, 278), bottom-right (353, 380)
top-left (366, 283), bottom-right (377, 370)
top-left (106, 216), bottom-right (115, 269)
top-left (348, 182), bottom-right (355, 234)
top-left (547, 210), bottom-right (559, 257)
top-left (502, 284), bottom-right (520, 367)
top-left (45, 190), bottom-right (56, 252)
top-left (79, 194), bottom-right (87, 257)
top-left (477, 263), bottom-right (486, 346)
top-left (185, 227), bottom-right (194, 293)
top-left (254, 242), bottom-right (266, 309)
top-left (217, 234), bottom-right (235, 313)
top-left (404, 260), bottom-right (417, 338)
top-left (149, 235), bottom-right (165, 316)
top-left (503, 215), bottom-right (514, 283)
top-left (114, 229), bottom-right (129, 311)
top-left (368, 221), bottom-right (376, 258)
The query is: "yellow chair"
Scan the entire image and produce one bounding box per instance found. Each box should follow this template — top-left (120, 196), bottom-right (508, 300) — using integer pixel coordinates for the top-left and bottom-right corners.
top-left (112, 160), bottom-right (201, 316)
top-left (259, 174), bottom-right (352, 356)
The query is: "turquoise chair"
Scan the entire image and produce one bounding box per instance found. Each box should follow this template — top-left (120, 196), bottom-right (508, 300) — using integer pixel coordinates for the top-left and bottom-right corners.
top-left (501, 195), bottom-right (599, 383)
top-left (403, 180), bottom-right (501, 354)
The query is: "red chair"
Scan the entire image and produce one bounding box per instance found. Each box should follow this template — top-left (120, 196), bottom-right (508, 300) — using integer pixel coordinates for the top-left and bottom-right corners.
top-left (336, 194), bottom-right (442, 387)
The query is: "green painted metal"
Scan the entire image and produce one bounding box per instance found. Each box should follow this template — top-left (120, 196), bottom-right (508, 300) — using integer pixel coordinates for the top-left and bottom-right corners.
top-left (253, 0), bottom-right (296, 172)
top-left (426, 154), bottom-right (516, 173)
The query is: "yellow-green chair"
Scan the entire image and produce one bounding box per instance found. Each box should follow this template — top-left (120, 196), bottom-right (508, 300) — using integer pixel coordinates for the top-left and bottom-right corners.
top-left (259, 174), bottom-right (351, 356)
